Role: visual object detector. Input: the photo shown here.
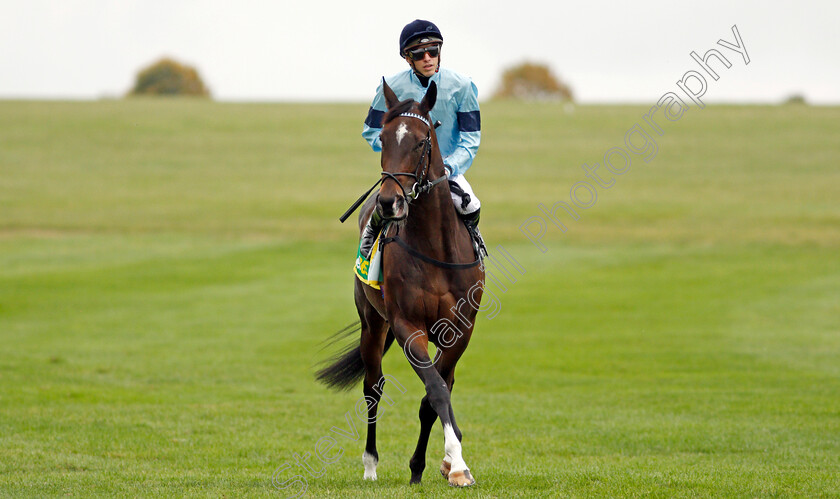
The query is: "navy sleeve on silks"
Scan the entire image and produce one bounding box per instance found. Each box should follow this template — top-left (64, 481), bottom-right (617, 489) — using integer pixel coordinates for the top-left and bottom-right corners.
top-left (365, 107), bottom-right (385, 129)
top-left (362, 82), bottom-right (387, 152)
top-left (456, 110), bottom-right (481, 132)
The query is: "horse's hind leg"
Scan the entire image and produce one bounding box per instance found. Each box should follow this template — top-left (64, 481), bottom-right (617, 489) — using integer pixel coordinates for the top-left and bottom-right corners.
top-left (356, 284), bottom-right (389, 481)
top-left (408, 394), bottom-right (437, 484)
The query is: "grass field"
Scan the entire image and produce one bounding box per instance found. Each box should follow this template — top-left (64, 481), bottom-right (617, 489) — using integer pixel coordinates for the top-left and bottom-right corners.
top-left (1, 98), bottom-right (839, 497)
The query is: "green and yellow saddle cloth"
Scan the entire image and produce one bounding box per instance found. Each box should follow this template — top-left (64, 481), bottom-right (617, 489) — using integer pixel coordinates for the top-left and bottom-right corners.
top-left (354, 223), bottom-right (390, 290)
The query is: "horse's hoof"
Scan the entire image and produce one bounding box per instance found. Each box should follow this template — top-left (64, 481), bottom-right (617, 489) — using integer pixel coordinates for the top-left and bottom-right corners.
top-left (439, 459), bottom-right (451, 479)
top-left (448, 470), bottom-right (475, 487)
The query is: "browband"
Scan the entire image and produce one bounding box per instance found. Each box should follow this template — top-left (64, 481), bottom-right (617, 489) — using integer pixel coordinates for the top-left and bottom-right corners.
top-left (399, 112), bottom-right (431, 128)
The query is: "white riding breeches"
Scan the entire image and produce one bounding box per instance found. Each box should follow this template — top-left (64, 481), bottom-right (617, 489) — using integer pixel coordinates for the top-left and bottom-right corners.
top-left (449, 174), bottom-right (480, 215)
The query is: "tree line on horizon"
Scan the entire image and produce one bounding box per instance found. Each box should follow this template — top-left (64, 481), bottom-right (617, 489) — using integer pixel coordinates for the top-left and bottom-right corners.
top-left (127, 57), bottom-right (573, 101)
top-left (127, 57), bottom-right (812, 105)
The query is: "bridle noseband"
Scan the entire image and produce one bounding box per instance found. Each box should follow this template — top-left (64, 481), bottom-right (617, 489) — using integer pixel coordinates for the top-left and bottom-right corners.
top-left (380, 112), bottom-right (447, 203)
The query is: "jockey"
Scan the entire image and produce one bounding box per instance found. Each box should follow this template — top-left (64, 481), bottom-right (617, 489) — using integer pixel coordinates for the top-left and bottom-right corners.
top-left (361, 19), bottom-right (487, 259)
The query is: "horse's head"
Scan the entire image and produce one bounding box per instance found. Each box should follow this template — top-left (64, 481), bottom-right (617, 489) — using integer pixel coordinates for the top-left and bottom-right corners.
top-left (376, 79), bottom-right (438, 220)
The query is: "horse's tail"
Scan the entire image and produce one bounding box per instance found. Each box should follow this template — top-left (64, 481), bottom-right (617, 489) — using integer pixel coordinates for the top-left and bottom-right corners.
top-left (315, 321), bottom-right (396, 391)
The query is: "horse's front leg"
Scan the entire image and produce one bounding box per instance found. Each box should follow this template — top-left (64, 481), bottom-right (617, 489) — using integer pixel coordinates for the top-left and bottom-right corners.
top-left (357, 297), bottom-right (389, 481)
top-left (397, 323), bottom-right (475, 487)
top-left (410, 362), bottom-right (462, 484)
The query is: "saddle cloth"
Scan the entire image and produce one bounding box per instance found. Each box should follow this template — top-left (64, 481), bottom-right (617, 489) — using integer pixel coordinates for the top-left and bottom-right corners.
top-left (354, 223), bottom-right (389, 290)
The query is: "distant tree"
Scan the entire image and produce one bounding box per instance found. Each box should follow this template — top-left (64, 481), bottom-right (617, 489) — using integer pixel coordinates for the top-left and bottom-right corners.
top-left (128, 58), bottom-right (210, 97)
top-left (493, 62), bottom-right (573, 101)
top-left (783, 93), bottom-right (807, 105)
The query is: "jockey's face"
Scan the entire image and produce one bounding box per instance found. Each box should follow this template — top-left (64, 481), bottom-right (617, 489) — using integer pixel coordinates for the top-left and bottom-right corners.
top-left (404, 43), bottom-right (440, 78)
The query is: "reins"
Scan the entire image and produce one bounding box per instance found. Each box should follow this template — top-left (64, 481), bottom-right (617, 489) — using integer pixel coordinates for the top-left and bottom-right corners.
top-left (339, 111), bottom-right (480, 269)
top-left (380, 234), bottom-right (481, 269)
top-left (339, 113), bottom-right (445, 223)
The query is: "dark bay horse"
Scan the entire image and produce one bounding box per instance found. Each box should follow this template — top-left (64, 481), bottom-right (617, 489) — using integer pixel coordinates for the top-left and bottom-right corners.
top-left (317, 80), bottom-right (483, 487)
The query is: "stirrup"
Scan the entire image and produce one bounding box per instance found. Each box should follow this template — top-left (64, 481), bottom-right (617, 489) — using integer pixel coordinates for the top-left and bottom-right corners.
top-left (459, 209), bottom-right (487, 259)
top-left (467, 224), bottom-right (488, 259)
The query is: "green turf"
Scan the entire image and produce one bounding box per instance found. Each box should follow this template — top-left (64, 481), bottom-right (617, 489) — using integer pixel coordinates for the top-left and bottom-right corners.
top-left (1, 99), bottom-right (839, 497)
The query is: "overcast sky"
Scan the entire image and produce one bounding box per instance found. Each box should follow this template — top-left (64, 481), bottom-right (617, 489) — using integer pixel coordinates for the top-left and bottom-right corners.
top-left (1, 0), bottom-right (837, 103)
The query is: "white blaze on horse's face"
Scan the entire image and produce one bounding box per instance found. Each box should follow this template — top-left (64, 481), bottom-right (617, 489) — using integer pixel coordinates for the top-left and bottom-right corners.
top-left (395, 122), bottom-right (409, 146)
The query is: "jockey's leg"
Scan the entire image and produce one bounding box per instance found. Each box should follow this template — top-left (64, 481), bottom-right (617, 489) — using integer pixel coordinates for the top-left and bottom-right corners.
top-left (448, 174), bottom-right (487, 258)
top-left (360, 209), bottom-right (385, 259)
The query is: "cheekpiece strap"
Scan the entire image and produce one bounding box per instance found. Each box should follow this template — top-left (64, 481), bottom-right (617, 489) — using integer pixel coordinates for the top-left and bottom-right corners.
top-left (399, 112), bottom-right (431, 128)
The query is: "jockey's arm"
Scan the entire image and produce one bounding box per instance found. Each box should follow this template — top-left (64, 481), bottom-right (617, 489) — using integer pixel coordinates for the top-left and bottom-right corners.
top-left (361, 77), bottom-right (481, 175)
top-left (442, 80), bottom-right (481, 178)
top-left (362, 85), bottom-right (387, 152)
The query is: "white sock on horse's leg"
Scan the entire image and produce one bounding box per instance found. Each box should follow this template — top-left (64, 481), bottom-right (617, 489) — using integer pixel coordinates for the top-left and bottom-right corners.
top-left (442, 424), bottom-right (468, 474)
top-left (362, 451), bottom-right (378, 480)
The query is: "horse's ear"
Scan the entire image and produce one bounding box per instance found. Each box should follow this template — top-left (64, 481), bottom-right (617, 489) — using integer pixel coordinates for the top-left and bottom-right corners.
top-left (419, 81), bottom-right (437, 115)
top-left (382, 78), bottom-right (399, 110)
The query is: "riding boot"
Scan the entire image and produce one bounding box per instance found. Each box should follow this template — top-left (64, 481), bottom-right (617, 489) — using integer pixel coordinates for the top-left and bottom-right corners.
top-left (459, 209), bottom-right (488, 259)
top-left (360, 209), bottom-right (385, 259)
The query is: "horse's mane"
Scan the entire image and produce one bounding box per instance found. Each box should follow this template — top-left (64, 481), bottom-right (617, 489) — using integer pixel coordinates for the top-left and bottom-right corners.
top-left (382, 99), bottom-right (417, 125)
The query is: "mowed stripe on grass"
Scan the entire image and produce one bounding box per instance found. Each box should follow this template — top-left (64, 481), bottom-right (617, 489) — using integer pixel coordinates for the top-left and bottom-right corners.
top-left (1, 99), bottom-right (838, 497)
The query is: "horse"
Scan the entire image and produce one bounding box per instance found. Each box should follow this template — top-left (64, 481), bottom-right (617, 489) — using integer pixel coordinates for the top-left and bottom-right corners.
top-left (316, 79), bottom-right (484, 487)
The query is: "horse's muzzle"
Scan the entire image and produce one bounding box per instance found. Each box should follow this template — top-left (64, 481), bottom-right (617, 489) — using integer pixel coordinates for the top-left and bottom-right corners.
top-left (378, 193), bottom-right (408, 220)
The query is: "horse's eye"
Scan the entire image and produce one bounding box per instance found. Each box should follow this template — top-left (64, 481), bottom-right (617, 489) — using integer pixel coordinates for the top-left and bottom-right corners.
top-left (414, 141), bottom-right (425, 151)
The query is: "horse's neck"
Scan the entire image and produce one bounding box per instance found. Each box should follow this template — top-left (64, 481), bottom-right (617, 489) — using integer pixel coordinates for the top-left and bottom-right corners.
top-left (402, 183), bottom-right (465, 257)
top-left (396, 129), bottom-right (469, 260)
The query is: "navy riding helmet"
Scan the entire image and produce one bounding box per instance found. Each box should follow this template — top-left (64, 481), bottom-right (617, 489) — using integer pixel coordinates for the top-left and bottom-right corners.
top-left (399, 19), bottom-right (443, 56)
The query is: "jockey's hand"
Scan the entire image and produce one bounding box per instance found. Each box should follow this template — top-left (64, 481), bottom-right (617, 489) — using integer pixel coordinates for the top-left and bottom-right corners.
top-left (443, 165), bottom-right (452, 178)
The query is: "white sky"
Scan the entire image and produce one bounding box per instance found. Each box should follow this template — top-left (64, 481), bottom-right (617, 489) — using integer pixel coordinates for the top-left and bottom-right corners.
top-left (1, 0), bottom-right (838, 103)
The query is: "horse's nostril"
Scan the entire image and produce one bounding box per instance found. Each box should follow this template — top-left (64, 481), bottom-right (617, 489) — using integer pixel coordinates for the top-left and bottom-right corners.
top-left (378, 195), bottom-right (395, 216)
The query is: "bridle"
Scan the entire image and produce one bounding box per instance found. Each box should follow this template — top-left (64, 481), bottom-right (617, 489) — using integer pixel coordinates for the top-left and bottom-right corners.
top-left (338, 111), bottom-right (481, 269)
top-left (337, 112), bottom-right (446, 224)
top-left (376, 112), bottom-right (480, 268)
top-left (379, 112), bottom-right (448, 203)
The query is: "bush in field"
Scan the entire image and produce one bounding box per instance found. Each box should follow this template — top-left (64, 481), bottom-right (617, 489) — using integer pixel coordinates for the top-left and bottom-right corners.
top-left (783, 93), bottom-right (807, 105)
top-left (493, 62), bottom-right (573, 101)
top-left (128, 58), bottom-right (210, 97)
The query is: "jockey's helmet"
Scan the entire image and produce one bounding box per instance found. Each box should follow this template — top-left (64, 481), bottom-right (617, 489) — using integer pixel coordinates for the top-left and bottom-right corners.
top-left (399, 20), bottom-right (443, 56)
